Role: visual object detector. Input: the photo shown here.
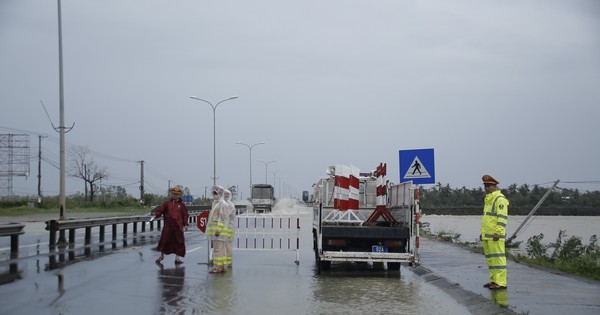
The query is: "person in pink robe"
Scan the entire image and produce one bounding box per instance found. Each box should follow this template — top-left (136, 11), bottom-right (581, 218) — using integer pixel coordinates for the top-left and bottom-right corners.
top-left (151, 187), bottom-right (189, 265)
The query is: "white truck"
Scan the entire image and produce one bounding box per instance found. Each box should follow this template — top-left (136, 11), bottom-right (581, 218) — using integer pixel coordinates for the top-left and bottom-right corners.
top-left (312, 163), bottom-right (420, 273)
top-left (251, 184), bottom-right (275, 213)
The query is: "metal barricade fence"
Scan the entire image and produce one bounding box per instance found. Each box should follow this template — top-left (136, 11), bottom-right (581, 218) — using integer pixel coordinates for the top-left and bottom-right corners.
top-left (209, 214), bottom-right (301, 265)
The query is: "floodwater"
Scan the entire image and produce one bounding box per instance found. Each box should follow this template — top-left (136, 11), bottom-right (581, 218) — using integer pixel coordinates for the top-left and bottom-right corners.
top-left (421, 214), bottom-right (599, 245)
top-left (0, 203), bottom-right (473, 315)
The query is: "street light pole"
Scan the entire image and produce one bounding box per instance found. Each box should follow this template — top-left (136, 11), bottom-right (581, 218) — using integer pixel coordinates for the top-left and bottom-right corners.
top-left (277, 177), bottom-right (282, 199)
top-left (190, 96), bottom-right (238, 187)
top-left (236, 142), bottom-right (264, 193)
top-left (269, 170), bottom-right (278, 191)
top-left (259, 160), bottom-right (276, 184)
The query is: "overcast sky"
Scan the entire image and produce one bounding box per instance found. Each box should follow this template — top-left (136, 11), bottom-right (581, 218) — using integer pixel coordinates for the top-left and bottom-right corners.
top-left (1, 0), bottom-right (599, 200)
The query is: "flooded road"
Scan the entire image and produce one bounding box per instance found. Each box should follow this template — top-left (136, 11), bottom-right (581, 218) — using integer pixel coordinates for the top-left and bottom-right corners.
top-left (0, 206), bottom-right (473, 315)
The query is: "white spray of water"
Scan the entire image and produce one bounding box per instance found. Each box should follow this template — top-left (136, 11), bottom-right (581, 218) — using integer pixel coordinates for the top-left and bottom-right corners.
top-left (272, 198), bottom-right (312, 215)
top-left (234, 198), bottom-right (311, 215)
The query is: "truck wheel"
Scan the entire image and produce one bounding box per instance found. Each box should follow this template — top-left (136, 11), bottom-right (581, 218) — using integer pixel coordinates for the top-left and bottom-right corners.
top-left (320, 260), bottom-right (331, 271)
top-left (316, 256), bottom-right (330, 274)
top-left (387, 262), bottom-right (401, 270)
top-left (316, 257), bottom-right (321, 274)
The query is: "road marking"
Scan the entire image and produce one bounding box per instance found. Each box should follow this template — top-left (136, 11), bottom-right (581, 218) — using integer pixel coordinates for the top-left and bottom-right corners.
top-left (186, 245), bottom-right (205, 253)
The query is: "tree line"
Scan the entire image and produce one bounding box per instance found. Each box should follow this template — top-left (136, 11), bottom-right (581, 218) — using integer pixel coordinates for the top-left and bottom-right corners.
top-left (419, 183), bottom-right (600, 216)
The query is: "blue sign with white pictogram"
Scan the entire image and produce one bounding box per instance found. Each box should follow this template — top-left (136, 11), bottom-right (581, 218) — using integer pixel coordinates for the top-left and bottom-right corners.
top-left (399, 148), bottom-right (435, 184)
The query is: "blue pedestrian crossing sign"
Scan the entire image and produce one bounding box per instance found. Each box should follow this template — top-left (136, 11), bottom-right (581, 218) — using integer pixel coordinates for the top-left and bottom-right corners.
top-left (399, 148), bottom-right (435, 184)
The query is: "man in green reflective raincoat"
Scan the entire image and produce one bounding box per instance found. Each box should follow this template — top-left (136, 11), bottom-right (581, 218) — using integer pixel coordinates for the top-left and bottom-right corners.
top-left (480, 174), bottom-right (509, 290)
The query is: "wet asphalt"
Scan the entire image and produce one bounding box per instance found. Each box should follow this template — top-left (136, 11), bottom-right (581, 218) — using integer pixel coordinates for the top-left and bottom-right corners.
top-left (1, 214), bottom-right (599, 315)
top-left (416, 237), bottom-right (600, 315)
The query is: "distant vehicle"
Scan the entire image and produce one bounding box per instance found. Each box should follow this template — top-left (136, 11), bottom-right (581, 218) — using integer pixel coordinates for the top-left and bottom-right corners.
top-left (302, 191), bottom-right (310, 203)
top-left (251, 184), bottom-right (275, 213)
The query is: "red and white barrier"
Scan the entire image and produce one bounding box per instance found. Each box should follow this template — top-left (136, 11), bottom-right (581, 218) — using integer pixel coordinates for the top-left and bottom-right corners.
top-left (333, 170), bottom-right (341, 210)
top-left (376, 163), bottom-right (386, 209)
top-left (325, 164), bottom-right (364, 223)
top-left (348, 165), bottom-right (360, 211)
top-left (333, 164), bottom-right (349, 211)
top-left (366, 163), bottom-right (396, 223)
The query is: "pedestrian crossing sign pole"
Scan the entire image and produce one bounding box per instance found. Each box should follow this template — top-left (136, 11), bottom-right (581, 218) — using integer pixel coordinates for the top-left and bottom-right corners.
top-left (399, 148), bottom-right (435, 184)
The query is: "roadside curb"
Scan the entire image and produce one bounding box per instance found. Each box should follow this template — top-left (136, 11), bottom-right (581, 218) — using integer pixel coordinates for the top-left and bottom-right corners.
top-left (410, 265), bottom-right (517, 315)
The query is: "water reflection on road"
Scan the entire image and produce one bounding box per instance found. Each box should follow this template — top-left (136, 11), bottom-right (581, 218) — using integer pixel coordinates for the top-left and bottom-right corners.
top-left (157, 265), bottom-right (186, 314)
top-left (145, 209), bottom-right (471, 315)
top-left (150, 250), bottom-right (471, 315)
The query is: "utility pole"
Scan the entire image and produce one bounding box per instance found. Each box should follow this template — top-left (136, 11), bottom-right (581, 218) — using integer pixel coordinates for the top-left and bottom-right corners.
top-left (138, 160), bottom-right (144, 204)
top-left (55, 0), bottom-right (73, 220)
top-left (58, 0), bottom-right (66, 220)
top-left (37, 135), bottom-right (46, 207)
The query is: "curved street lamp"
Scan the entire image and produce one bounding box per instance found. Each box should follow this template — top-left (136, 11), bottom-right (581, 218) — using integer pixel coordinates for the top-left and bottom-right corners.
top-left (258, 160), bottom-right (276, 184)
top-left (269, 170), bottom-right (278, 189)
top-left (189, 96), bottom-right (238, 187)
top-left (236, 142), bottom-right (264, 193)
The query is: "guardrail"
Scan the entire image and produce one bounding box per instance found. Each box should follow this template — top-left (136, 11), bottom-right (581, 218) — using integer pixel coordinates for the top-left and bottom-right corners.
top-left (43, 205), bottom-right (246, 250)
top-left (45, 215), bottom-right (160, 249)
top-left (0, 205), bottom-right (245, 270)
top-left (0, 223), bottom-right (25, 276)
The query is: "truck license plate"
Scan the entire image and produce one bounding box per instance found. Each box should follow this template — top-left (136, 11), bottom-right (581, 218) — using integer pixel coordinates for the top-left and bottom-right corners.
top-left (372, 245), bottom-right (388, 252)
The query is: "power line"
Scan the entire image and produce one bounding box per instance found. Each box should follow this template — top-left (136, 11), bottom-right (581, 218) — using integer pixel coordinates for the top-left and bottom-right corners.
top-left (2, 125), bottom-right (138, 164)
top-left (41, 156), bottom-right (60, 170)
top-left (144, 162), bottom-right (170, 182)
top-left (143, 181), bottom-right (166, 195)
top-left (97, 180), bottom-right (139, 188)
top-left (65, 143), bottom-right (137, 163)
top-left (41, 157), bottom-right (77, 177)
top-left (0, 125), bottom-right (48, 136)
top-left (108, 175), bottom-right (138, 182)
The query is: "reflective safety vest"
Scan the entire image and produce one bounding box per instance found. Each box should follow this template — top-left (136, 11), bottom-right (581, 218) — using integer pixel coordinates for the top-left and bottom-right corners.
top-left (221, 201), bottom-right (236, 239)
top-left (207, 201), bottom-right (226, 237)
top-left (481, 190), bottom-right (509, 240)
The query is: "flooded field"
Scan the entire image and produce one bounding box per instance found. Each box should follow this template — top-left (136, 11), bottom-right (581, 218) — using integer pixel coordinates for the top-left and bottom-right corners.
top-left (421, 214), bottom-right (599, 244)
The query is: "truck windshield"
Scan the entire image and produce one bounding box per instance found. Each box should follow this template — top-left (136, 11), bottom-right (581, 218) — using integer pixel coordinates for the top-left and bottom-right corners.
top-left (252, 190), bottom-right (271, 198)
top-left (252, 185), bottom-right (273, 199)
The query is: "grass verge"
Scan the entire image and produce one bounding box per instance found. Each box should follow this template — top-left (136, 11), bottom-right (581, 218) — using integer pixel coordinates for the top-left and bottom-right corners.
top-left (0, 206), bottom-right (152, 217)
